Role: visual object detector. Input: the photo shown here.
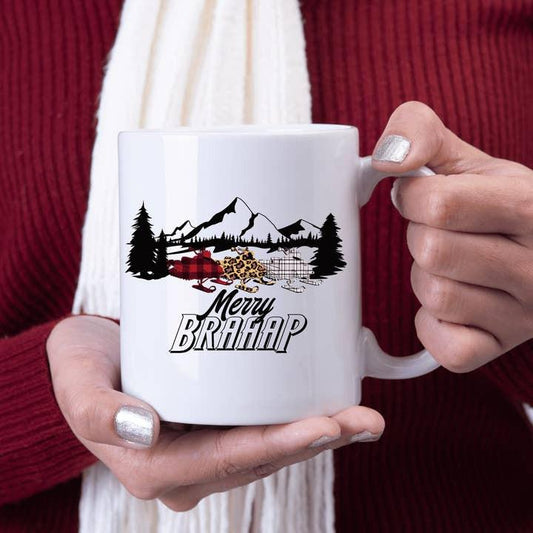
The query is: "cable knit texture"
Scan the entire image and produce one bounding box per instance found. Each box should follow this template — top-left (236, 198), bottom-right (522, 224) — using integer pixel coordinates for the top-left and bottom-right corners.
top-left (72, 1), bottom-right (333, 533)
top-left (0, 0), bottom-right (532, 532)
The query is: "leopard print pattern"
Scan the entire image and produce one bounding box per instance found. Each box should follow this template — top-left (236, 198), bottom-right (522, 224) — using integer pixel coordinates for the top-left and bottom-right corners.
top-left (217, 247), bottom-right (274, 293)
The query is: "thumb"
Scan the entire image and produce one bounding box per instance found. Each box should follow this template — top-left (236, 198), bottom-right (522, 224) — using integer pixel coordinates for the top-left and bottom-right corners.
top-left (371, 101), bottom-right (493, 176)
top-left (47, 315), bottom-right (160, 449)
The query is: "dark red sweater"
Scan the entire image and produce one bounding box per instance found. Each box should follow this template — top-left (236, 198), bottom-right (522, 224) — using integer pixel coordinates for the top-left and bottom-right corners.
top-left (0, 1), bottom-right (532, 531)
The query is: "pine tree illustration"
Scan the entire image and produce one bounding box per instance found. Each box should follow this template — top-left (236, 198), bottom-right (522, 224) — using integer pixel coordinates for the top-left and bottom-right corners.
top-left (127, 203), bottom-right (157, 279)
top-left (153, 230), bottom-right (168, 278)
top-left (266, 233), bottom-right (272, 245)
top-left (310, 213), bottom-right (346, 278)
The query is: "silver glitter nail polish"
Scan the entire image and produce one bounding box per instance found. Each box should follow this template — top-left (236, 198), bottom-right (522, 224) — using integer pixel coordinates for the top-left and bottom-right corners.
top-left (349, 430), bottom-right (382, 443)
top-left (114, 405), bottom-right (154, 447)
top-left (308, 435), bottom-right (339, 449)
top-left (373, 134), bottom-right (411, 163)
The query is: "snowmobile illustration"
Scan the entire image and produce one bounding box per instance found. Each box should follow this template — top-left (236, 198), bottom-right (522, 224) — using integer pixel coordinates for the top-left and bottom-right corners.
top-left (167, 249), bottom-right (232, 293)
top-left (260, 249), bottom-right (322, 293)
top-left (216, 247), bottom-right (275, 293)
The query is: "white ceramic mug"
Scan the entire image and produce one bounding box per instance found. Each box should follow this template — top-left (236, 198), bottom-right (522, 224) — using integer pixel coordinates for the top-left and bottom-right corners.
top-left (119, 125), bottom-right (439, 425)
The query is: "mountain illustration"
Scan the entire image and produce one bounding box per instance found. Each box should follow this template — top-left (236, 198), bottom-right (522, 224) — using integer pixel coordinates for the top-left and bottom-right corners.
top-left (175, 197), bottom-right (286, 243)
top-left (128, 199), bottom-right (346, 288)
top-left (278, 219), bottom-right (321, 239)
top-left (241, 212), bottom-right (286, 242)
top-left (167, 220), bottom-right (195, 239)
top-left (157, 196), bottom-right (330, 254)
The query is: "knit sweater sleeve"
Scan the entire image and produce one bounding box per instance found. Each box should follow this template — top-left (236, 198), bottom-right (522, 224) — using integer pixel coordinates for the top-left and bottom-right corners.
top-left (0, 319), bottom-right (97, 506)
top-left (479, 340), bottom-right (533, 406)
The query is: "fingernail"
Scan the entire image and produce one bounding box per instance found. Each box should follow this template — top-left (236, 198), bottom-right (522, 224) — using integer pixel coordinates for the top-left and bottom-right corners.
top-left (114, 405), bottom-right (154, 447)
top-left (374, 134), bottom-right (411, 163)
top-left (308, 435), bottom-right (339, 449)
top-left (349, 430), bottom-right (382, 443)
top-left (390, 179), bottom-right (400, 210)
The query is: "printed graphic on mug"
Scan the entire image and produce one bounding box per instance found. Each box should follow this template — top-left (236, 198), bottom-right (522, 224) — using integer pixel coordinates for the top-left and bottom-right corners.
top-left (125, 196), bottom-right (346, 355)
top-left (126, 196), bottom-right (346, 293)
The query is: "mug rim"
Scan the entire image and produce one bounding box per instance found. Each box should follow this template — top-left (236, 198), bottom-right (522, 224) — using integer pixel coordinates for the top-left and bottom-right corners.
top-left (119, 124), bottom-right (356, 137)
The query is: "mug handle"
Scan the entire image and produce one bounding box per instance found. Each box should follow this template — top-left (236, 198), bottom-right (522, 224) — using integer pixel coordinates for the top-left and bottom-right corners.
top-left (358, 155), bottom-right (440, 379)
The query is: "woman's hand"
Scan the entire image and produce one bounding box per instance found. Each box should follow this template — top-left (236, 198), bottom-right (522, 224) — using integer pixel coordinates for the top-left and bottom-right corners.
top-left (47, 315), bottom-right (384, 511)
top-left (372, 101), bottom-right (533, 373)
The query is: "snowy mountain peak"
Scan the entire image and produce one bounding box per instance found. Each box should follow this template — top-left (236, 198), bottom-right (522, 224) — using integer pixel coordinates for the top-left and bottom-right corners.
top-left (278, 219), bottom-right (321, 239)
top-left (183, 197), bottom-right (257, 242)
top-left (240, 213), bottom-right (281, 242)
top-left (167, 220), bottom-right (195, 238)
top-left (166, 198), bottom-right (321, 248)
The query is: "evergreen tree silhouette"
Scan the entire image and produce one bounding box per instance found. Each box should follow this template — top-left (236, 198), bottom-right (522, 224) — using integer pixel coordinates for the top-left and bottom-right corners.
top-left (153, 230), bottom-right (168, 278)
top-left (127, 203), bottom-right (156, 279)
top-left (310, 213), bottom-right (346, 278)
top-left (266, 233), bottom-right (272, 245)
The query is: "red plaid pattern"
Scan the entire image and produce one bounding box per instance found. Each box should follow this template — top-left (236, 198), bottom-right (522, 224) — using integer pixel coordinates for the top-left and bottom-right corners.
top-left (168, 251), bottom-right (224, 281)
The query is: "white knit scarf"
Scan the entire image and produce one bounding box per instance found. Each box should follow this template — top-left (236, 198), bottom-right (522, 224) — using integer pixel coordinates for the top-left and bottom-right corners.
top-left (73, 1), bottom-right (335, 531)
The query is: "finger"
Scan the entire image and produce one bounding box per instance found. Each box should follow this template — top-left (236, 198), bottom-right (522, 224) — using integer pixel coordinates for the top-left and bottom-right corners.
top-left (158, 406), bottom-right (385, 512)
top-left (144, 415), bottom-right (343, 489)
top-left (328, 404), bottom-right (385, 442)
top-left (410, 263), bottom-right (531, 345)
top-left (144, 406), bottom-right (384, 491)
top-left (406, 222), bottom-right (533, 302)
top-left (414, 307), bottom-right (505, 373)
top-left (391, 173), bottom-right (533, 236)
top-left (47, 316), bottom-right (160, 449)
top-left (371, 101), bottom-right (499, 176)
top-left (159, 446), bottom-right (320, 512)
